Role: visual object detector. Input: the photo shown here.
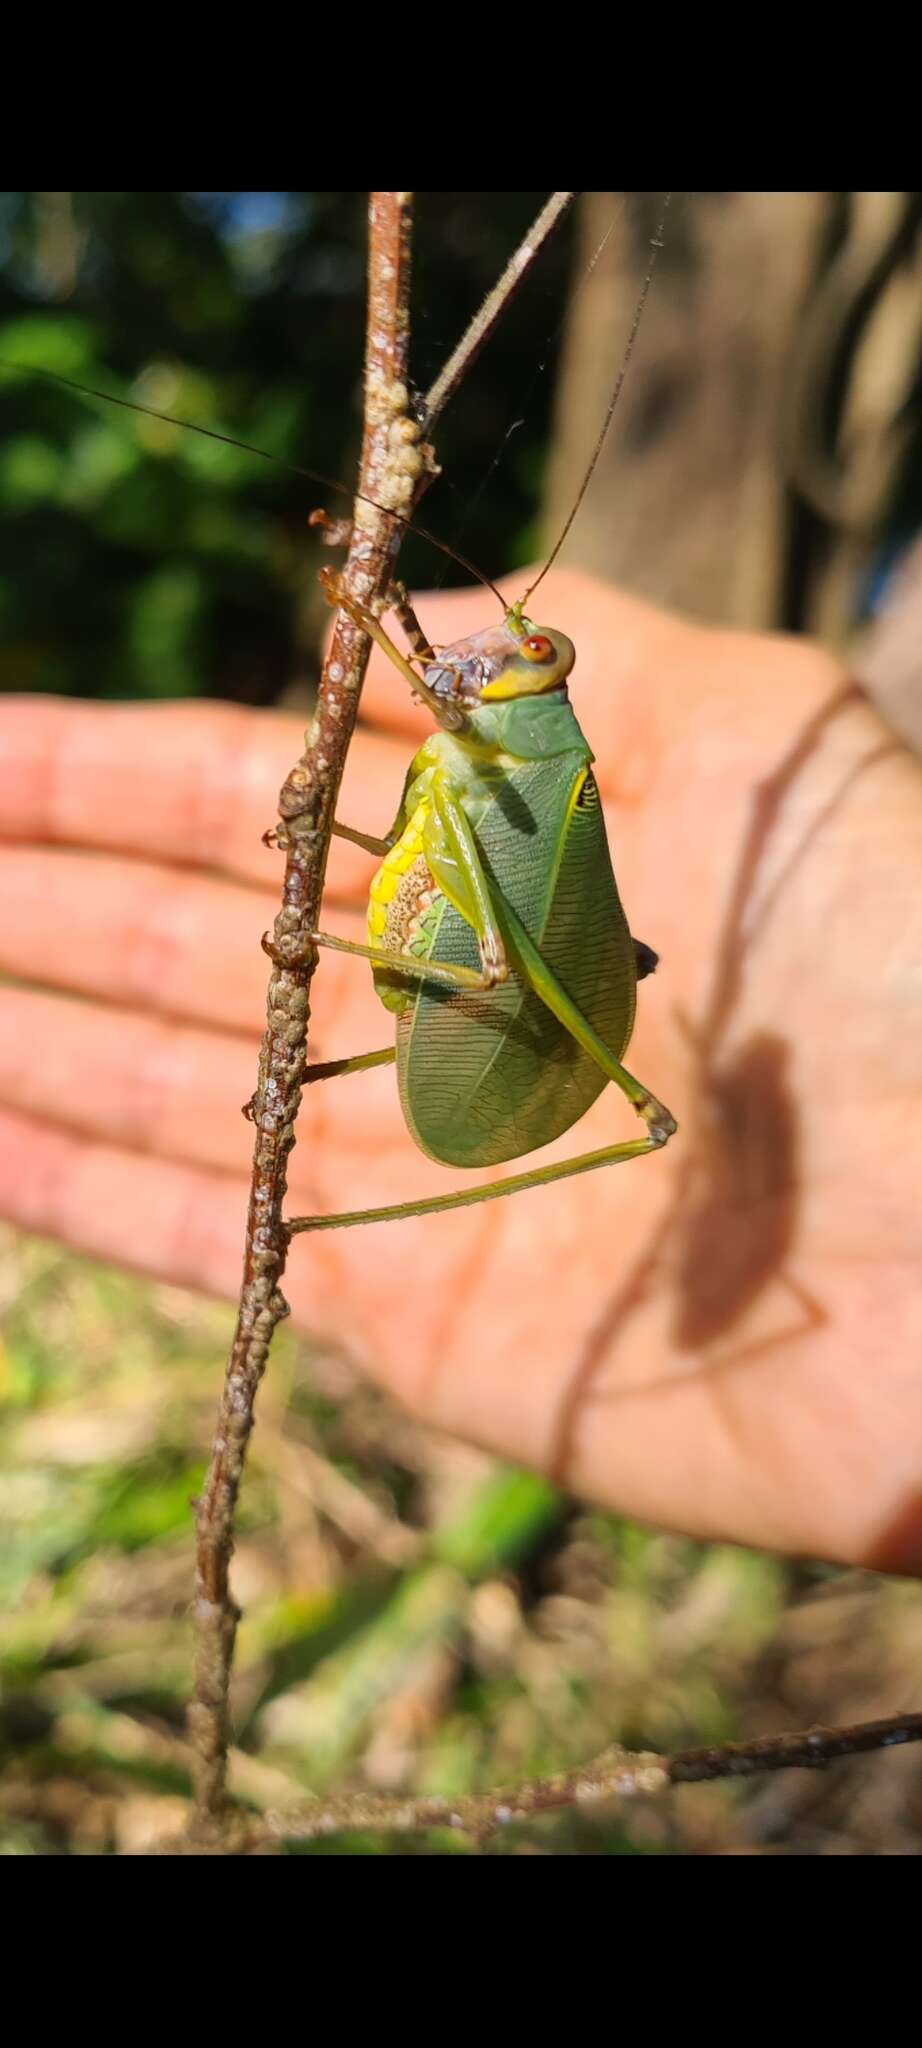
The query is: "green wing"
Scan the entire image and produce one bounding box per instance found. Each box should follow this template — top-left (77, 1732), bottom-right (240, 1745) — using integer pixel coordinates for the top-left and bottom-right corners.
top-left (399, 758), bottom-right (636, 1168)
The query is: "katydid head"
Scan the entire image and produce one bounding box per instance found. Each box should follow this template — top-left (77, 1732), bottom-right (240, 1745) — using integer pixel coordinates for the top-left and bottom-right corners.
top-left (421, 610), bottom-right (575, 724)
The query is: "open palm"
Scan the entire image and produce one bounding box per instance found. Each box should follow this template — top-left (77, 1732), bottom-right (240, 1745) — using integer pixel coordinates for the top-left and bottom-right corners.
top-left (3, 567), bottom-right (921, 1571)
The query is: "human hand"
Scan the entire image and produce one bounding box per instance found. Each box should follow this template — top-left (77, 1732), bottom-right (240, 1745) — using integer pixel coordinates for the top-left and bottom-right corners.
top-left (3, 567), bottom-right (921, 1571)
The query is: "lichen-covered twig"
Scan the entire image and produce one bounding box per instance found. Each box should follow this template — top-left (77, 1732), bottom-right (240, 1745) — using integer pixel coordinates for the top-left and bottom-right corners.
top-left (187, 1708), bottom-right (922, 1852)
top-left (667, 1709), bottom-right (922, 1781)
top-left (186, 192), bottom-right (576, 1838)
top-left (187, 193), bottom-right (421, 1832)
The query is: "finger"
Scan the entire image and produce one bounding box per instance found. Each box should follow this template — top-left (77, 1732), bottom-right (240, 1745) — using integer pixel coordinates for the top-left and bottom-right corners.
top-left (0, 1106), bottom-right (346, 1326)
top-left (0, 1087), bottom-right (523, 1332)
top-left (0, 697), bottom-right (292, 884)
top-left (0, 987), bottom-right (407, 1193)
top-left (2, 845), bottom-right (378, 1039)
top-left (0, 696), bottom-right (409, 906)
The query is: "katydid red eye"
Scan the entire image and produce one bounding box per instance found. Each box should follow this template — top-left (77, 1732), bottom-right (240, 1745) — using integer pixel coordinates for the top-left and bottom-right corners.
top-left (523, 634), bottom-right (553, 661)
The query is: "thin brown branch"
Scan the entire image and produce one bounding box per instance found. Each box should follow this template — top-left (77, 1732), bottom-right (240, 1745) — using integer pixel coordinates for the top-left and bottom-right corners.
top-left (185, 191), bottom-right (578, 1843)
top-left (668, 1710), bottom-right (922, 1781)
top-left (262, 1748), bottom-right (668, 1847)
top-left (187, 193), bottom-right (421, 1836)
top-left (237, 1709), bottom-right (922, 1850)
top-left (424, 192), bottom-right (575, 427)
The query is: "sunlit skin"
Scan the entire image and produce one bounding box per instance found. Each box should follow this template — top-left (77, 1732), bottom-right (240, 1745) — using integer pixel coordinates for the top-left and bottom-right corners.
top-left (2, 567), bottom-right (921, 1573)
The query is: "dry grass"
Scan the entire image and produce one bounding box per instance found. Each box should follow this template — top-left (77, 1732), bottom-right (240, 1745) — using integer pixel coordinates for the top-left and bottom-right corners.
top-left (2, 1224), bottom-right (921, 1856)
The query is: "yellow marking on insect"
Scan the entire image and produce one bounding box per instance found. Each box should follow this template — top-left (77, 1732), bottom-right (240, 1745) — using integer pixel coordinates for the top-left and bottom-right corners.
top-left (368, 897), bottom-right (389, 944)
top-left (564, 764), bottom-right (594, 824)
top-left (371, 868), bottom-right (399, 906)
top-left (367, 800), bottom-right (432, 950)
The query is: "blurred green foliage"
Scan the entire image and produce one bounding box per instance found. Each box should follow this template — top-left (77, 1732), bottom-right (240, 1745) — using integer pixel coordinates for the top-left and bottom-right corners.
top-left (0, 193), bottom-right (575, 705)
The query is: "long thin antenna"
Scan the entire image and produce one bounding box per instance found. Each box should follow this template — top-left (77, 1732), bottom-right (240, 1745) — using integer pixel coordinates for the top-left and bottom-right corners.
top-left (521, 193), bottom-right (672, 610)
top-left (0, 358), bottom-right (506, 605)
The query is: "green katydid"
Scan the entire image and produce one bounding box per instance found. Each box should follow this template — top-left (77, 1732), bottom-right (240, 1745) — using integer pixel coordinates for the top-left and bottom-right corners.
top-left (285, 571), bottom-right (676, 1236)
top-left (5, 198), bottom-right (677, 1234)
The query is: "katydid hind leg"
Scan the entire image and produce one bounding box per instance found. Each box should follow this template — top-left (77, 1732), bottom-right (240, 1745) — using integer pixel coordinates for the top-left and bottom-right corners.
top-left (288, 1131), bottom-right (666, 1234)
top-left (494, 893), bottom-right (677, 1146)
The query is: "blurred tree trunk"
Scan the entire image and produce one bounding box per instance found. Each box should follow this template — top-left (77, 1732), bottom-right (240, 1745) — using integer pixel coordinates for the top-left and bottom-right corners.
top-left (543, 193), bottom-right (824, 630)
top-left (543, 193), bottom-right (922, 651)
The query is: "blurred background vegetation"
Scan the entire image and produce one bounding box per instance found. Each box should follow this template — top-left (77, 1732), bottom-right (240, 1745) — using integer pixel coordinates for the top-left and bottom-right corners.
top-left (3, 194), bottom-right (922, 1855)
top-left (3, 193), bottom-right (922, 710)
top-left (0, 192), bottom-right (577, 705)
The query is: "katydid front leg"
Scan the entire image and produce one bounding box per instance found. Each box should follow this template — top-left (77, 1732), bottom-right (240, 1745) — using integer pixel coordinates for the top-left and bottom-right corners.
top-left (310, 526), bottom-right (434, 660)
top-left (319, 571), bottom-right (467, 731)
top-left (387, 579), bottom-right (436, 663)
